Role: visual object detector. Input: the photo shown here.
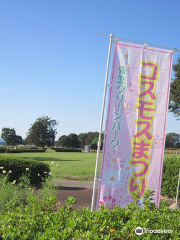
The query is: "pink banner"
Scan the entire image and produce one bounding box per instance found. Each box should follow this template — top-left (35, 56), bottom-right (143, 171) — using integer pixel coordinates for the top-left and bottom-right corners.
top-left (97, 41), bottom-right (173, 209)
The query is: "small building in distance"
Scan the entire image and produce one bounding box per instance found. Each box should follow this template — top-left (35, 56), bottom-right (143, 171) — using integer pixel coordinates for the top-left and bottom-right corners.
top-left (84, 145), bottom-right (90, 153)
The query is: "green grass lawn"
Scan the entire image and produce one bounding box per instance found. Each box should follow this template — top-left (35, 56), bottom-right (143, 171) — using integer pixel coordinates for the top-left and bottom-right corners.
top-left (0, 149), bottom-right (102, 180)
top-left (0, 149), bottom-right (179, 180)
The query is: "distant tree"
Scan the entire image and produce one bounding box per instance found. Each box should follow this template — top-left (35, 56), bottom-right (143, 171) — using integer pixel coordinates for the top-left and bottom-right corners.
top-left (91, 137), bottom-right (98, 150)
top-left (78, 133), bottom-right (87, 148)
top-left (169, 57), bottom-right (180, 118)
top-left (58, 135), bottom-right (70, 148)
top-left (1, 128), bottom-right (22, 146)
top-left (86, 132), bottom-right (99, 145)
top-left (14, 135), bottom-right (23, 145)
top-left (165, 132), bottom-right (180, 149)
top-left (90, 136), bottom-right (104, 150)
top-left (67, 133), bottom-right (80, 148)
top-left (26, 116), bottom-right (58, 147)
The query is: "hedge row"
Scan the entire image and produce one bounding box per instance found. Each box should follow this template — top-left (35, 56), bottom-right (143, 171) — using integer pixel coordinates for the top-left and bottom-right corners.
top-left (54, 148), bottom-right (81, 152)
top-left (161, 156), bottom-right (180, 198)
top-left (0, 193), bottom-right (180, 239)
top-left (5, 149), bottom-right (46, 153)
top-left (0, 149), bottom-right (6, 153)
top-left (0, 157), bottom-right (50, 185)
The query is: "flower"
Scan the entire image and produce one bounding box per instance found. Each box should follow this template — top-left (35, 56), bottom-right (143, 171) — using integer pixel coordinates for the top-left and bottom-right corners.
top-left (152, 135), bottom-right (163, 149)
top-left (109, 229), bottom-right (116, 233)
top-left (105, 151), bottom-right (125, 170)
top-left (26, 168), bottom-right (29, 171)
top-left (114, 187), bottom-right (133, 207)
top-left (56, 164), bottom-right (59, 166)
top-left (12, 180), bottom-right (16, 184)
top-left (99, 195), bottom-right (116, 209)
top-left (29, 188), bottom-right (32, 190)
top-left (49, 172), bottom-right (52, 175)
top-left (3, 170), bottom-right (6, 174)
top-left (44, 172), bottom-right (47, 174)
top-left (38, 174), bottom-right (41, 176)
top-left (51, 162), bottom-right (54, 165)
top-left (122, 100), bottom-right (133, 115)
top-left (127, 79), bottom-right (140, 96)
top-left (9, 170), bottom-right (12, 173)
top-left (0, 167), bottom-right (3, 169)
top-left (110, 176), bottom-right (115, 181)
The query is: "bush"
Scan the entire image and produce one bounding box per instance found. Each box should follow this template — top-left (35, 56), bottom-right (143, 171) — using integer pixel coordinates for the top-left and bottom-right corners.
top-left (0, 148), bottom-right (6, 153)
top-left (0, 157), bottom-right (50, 186)
top-left (161, 157), bottom-right (180, 198)
top-left (6, 149), bottom-right (46, 153)
top-left (6, 149), bottom-right (22, 153)
top-left (54, 148), bottom-right (81, 152)
top-left (0, 191), bottom-right (179, 239)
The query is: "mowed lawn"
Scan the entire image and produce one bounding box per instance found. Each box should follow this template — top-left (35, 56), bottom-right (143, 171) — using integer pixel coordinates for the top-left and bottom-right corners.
top-left (0, 149), bottom-right (179, 180)
top-left (0, 149), bottom-right (102, 180)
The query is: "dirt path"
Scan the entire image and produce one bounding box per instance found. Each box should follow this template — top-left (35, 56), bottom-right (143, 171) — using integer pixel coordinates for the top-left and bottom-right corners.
top-left (53, 179), bottom-right (175, 209)
top-left (54, 180), bottom-right (95, 209)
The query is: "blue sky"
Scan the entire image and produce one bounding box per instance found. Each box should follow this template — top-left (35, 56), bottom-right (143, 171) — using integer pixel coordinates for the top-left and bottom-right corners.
top-left (0, 0), bottom-right (180, 139)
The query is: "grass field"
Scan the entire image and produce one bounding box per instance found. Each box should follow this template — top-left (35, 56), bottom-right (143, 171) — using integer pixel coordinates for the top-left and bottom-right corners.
top-left (0, 149), bottom-right (179, 180)
top-left (0, 149), bottom-right (102, 180)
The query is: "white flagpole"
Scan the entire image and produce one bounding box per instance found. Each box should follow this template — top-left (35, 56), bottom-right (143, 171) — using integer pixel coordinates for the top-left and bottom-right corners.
top-left (91, 33), bottom-right (113, 212)
top-left (176, 168), bottom-right (180, 203)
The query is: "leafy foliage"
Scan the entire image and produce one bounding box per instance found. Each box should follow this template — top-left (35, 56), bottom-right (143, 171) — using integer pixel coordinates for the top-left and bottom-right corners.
top-left (26, 116), bottom-right (58, 147)
top-left (0, 156), bottom-right (50, 186)
top-left (67, 133), bottom-right (80, 148)
top-left (1, 127), bottom-right (23, 146)
top-left (54, 148), bottom-right (81, 152)
top-left (161, 156), bottom-right (180, 198)
top-left (0, 188), bottom-right (179, 239)
top-left (58, 135), bottom-right (70, 148)
top-left (165, 132), bottom-right (180, 149)
top-left (6, 149), bottom-right (46, 153)
top-left (169, 57), bottom-right (180, 118)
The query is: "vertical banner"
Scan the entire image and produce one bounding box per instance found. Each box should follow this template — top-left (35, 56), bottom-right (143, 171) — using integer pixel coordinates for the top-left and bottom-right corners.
top-left (97, 41), bottom-right (173, 209)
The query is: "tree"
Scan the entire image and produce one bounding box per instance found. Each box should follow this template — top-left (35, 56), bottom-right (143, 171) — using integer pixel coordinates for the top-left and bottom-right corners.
top-left (86, 132), bottom-right (99, 145)
top-left (67, 133), bottom-right (80, 148)
top-left (169, 57), bottom-right (180, 118)
top-left (1, 128), bottom-right (23, 146)
top-left (78, 133), bottom-right (87, 148)
top-left (26, 116), bottom-right (58, 147)
top-left (58, 135), bottom-right (70, 148)
top-left (165, 132), bottom-right (180, 149)
top-left (91, 137), bottom-right (98, 150)
top-left (14, 135), bottom-right (23, 145)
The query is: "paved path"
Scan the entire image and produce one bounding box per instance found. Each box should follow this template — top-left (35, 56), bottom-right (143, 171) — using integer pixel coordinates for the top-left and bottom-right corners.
top-left (54, 179), bottom-right (94, 189)
top-left (53, 179), bottom-right (174, 209)
top-left (54, 179), bottom-right (97, 209)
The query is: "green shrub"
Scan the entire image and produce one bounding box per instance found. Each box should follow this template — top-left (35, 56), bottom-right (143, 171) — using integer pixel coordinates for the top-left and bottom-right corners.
top-left (0, 148), bottom-right (6, 153)
top-left (0, 157), bottom-right (50, 186)
top-left (54, 148), bottom-right (81, 152)
top-left (6, 149), bottom-right (46, 153)
top-left (161, 156), bottom-right (180, 198)
top-left (6, 149), bottom-right (22, 153)
top-left (0, 190), bottom-right (179, 239)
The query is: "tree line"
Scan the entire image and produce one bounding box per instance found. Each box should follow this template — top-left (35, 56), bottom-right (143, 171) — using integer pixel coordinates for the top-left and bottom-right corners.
top-left (1, 116), bottom-right (103, 149)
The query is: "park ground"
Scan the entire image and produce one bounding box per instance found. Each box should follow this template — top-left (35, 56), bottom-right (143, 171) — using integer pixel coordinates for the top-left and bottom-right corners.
top-left (0, 149), bottom-right (178, 208)
top-left (0, 149), bottom-right (101, 180)
top-left (0, 149), bottom-right (179, 180)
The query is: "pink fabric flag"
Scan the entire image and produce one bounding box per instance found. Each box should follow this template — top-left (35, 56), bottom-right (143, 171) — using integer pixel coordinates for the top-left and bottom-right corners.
top-left (97, 41), bottom-right (173, 209)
